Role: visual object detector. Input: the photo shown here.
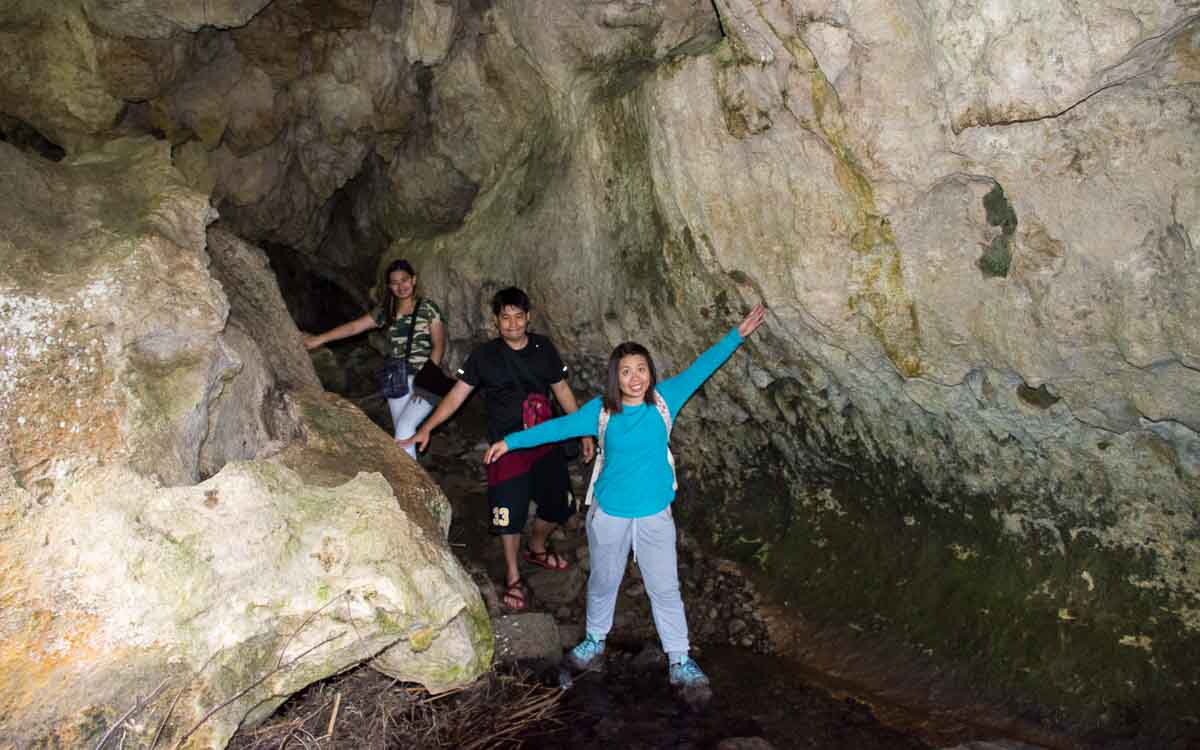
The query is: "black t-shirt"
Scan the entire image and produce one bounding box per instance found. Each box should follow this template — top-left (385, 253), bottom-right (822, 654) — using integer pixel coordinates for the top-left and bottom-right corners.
top-left (457, 334), bottom-right (568, 442)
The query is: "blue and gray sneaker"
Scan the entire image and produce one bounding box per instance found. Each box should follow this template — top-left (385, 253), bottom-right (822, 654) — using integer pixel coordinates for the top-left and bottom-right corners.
top-left (564, 634), bottom-right (606, 672)
top-left (668, 658), bottom-right (712, 705)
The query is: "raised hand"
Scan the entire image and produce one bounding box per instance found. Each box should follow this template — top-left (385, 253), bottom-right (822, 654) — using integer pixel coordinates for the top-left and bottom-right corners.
top-left (738, 303), bottom-right (767, 338)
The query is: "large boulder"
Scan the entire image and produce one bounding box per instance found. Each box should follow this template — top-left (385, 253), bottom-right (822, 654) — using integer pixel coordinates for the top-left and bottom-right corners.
top-left (0, 138), bottom-right (490, 748)
top-left (0, 137), bottom-right (224, 486)
top-left (0, 461), bottom-right (487, 749)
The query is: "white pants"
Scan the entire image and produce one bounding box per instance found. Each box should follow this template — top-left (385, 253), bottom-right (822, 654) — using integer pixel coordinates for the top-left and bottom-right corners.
top-left (585, 504), bottom-right (689, 655)
top-left (388, 375), bottom-right (434, 459)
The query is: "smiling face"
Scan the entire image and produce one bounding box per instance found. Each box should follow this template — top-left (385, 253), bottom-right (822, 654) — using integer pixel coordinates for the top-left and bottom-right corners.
top-left (617, 353), bottom-right (651, 405)
top-left (387, 269), bottom-right (416, 301)
top-left (496, 304), bottom-right (531, 349)
top-left (604, 341), bottom-right (657, 411)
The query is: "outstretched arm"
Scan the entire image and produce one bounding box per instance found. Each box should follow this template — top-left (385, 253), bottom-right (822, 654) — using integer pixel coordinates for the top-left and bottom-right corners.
top-left (485, 398), bottom-right (602, 463)
top-left (400, 379), bottom-right (475, 452)
top-left (659, 303), bottom-right (767, 407)
top-left (549, 380), bottom-right (596, 462)
top-left (303, 313), bottom-right (377, 350)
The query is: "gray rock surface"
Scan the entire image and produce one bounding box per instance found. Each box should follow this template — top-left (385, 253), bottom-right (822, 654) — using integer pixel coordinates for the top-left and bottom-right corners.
top-left (492, 612), bottom-right (564, 665)
top-left (525, 557), bottom-right (587, 606)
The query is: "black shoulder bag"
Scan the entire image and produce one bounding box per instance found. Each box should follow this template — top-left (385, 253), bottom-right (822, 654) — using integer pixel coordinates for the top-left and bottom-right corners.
top-left (378, 300), bottom-right (421, 399)
top-left (412, 299), bottom-right (457, 398)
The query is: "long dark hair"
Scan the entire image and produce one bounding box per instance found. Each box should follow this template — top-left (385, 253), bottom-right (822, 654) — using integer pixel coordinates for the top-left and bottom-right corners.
top-left (603, 342), bottom-right (657, 413)
top-left (383, 259), bottom-right (417, 321)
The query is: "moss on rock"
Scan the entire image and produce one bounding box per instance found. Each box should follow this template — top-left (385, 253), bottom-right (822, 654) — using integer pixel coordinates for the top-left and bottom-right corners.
top-left (694, 446), bottom-right (1200, 740)
top-left (979, 183), bottom-right (1017, 278)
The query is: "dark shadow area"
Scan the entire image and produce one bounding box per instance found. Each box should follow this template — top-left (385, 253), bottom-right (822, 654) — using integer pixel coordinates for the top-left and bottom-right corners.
top-left (227, 664), bottom-right (567, 750)
top-left (0, 114), bottom-right (65, 161)
top-left (263, 241), bottom-right (369, 336)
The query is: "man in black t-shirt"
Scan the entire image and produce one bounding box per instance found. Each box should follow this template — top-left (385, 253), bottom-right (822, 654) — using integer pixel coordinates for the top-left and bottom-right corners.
top-left (405, 287), bottom-right (595, 613)
top-left (458, 333), bottom-right (566, 444)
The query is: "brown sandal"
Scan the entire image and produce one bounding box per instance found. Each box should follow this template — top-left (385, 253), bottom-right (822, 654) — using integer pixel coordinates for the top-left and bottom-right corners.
top-left (523, 546), bottom-right (569, 571)
top-left (501, 578), bottom-right (529, 613)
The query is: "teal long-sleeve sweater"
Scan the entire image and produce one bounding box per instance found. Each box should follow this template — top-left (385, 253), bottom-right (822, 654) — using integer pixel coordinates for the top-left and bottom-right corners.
top-left (504, 327), bottom-right (745, 518)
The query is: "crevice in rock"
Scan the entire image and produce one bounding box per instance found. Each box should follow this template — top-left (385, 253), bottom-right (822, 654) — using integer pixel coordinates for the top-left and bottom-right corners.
top-left (117, 102), bottom-right (170, 142)
top-left (954, 15), bottom-right (1199, 134)
top-left (0, 114), bottom-right (65, 161)
top-left (1096, 13), bottom-right (1200, 84)
top-left (1141, 415), bottom-right (1200, 438)
top-left (260, 385), bottom-right (305, 446)
top-left (1114, 350), bottom-right (1200, 377)
top-left (1061, 410), bottom-right (1130, 438)
top-left (956, 75), bottom-right (1142, 133)
top-left (1016, 382), bottom-right (1060, 409)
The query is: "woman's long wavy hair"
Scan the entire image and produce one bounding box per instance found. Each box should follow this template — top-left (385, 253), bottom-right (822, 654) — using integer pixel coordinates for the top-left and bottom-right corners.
top-left (382, 259), bottom-right (417, 321)
top-left (603, 342), bottom-right (657, 413)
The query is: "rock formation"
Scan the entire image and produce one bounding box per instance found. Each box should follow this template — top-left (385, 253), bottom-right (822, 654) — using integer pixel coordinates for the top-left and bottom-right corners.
top-left (0, 139), bottom-right (489, 748)
top-left (1, 0), bottom-right (1197, 744)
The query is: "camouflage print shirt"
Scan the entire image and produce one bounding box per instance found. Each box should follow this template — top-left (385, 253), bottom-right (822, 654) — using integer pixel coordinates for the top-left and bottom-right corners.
top-left (372, 298), bottom-right (444, 368)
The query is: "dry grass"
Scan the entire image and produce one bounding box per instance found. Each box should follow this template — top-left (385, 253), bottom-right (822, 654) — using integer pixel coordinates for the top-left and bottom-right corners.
top-left (227, 666), bottom-right (567, 750)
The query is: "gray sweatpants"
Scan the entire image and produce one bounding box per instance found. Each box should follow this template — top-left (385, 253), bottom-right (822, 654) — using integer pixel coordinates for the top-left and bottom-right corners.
top-left (586, 503), bottom-right (689, 655)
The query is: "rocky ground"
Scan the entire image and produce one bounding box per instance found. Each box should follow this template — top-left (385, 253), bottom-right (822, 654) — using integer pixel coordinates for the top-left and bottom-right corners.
top-left (231, 395), bottom-right (1047, 749)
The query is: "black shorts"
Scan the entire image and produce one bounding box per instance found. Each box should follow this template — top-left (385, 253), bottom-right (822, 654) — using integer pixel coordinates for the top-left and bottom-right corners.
top-left (488, 446), bottom-right (573, 535)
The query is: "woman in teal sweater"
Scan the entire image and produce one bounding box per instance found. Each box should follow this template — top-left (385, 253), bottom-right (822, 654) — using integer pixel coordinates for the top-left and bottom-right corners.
top-left (484, 304), bottom-right (766, 702)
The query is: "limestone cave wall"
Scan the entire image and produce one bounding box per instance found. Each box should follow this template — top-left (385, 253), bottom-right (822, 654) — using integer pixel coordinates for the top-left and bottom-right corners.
top-left (2, 0), bottom-right (1198, 743)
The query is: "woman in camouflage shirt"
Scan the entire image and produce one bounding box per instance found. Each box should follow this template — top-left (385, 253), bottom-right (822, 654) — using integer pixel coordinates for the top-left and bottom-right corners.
top-left (304, 259), bottom-right (446, 458)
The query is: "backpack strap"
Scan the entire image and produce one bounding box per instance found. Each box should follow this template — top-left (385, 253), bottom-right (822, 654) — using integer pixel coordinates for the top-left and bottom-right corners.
top-left (654, 392), bottom-right (677, 492)
top-left (583, 393), bottom-right (675, 506)
top-left (400, 297), bottom-right (422, 366)
top-left (584, 407), bottom-right (610, 507)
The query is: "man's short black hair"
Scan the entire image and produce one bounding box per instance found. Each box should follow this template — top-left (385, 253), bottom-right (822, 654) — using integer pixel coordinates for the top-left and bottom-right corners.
top-left (491, 287), bottom-right (531, 315)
